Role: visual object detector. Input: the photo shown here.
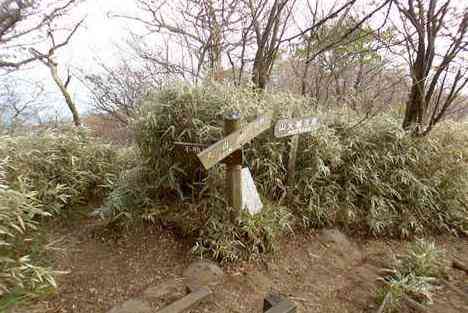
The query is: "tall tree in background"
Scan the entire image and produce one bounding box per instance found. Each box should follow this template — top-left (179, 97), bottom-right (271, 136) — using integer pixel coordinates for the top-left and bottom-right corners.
top-left (395, 0), bottom-right (468, 135)
top-left (287, 12), bottom-right (400, 112)
top-left (246, 0), bottom-right (295, 89)
top-left (30, 20), bottom-right (84, 127)
top-left (0, 0), bottom-right (79, 70)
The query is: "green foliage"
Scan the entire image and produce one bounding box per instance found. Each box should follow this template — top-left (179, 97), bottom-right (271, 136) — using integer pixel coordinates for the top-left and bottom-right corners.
top-left (106, 84), bottom-right (468, 261)
top-left (0, 127), bottom-right (119, 215)
top-left (105, 84), bottom-right (305, 260)
top-left (377, 239), bottom-right (447, 310)
top-left (108, 84), bottom-right (307, 214)
top-left (0, 159), bottom-right (56, 299)
top-left (295, 19), bottom-right (387, 67)
top-left (293, 116), bottom-right (468, 237)
top-left (397, 239), bottom-right (448, 278)
top-left (0, 129), bottom-right (123, 305)
top-left (192, 203), bottom-right (293, 262)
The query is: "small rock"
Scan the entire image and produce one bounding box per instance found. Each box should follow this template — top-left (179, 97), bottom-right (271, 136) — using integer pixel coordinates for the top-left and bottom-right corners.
top-left (319, 228), bottom-right (363, 263)
top-left (320, 229), bottom-right (350, 246)
top-left (183, 261), bottom-right (224, 292)
top-left (108, 299), bottom-right (152, 313)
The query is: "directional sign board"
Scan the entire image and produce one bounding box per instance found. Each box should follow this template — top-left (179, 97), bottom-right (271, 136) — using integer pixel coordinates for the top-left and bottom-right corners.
top-left (274, 116), bottom-right (319, 138)
top-left (197, 113), bottom-right (272, 170)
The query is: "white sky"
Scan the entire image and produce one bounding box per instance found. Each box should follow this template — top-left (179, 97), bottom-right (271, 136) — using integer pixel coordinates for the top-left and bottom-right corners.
top-left (5, 0), bottom-right (468, 120)
top-left (9, 0), bottom-right (141, 118)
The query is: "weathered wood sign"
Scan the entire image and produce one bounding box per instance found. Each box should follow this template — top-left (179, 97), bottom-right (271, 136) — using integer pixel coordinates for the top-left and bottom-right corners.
top-left (197, 113), bottom-right (272, 170)
top-left (274, 116), bottom-right (319, 138)
top-left (195, 112), bottom-right (272, 214)
top-left (174, 142), bottom-right (209, 154)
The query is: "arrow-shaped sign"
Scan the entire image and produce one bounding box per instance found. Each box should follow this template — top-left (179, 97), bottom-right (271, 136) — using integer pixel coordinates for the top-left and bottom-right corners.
top-left (197, 113), bottom-right (272, 170)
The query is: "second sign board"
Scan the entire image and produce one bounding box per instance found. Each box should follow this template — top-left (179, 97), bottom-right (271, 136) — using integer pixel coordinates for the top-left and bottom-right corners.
top-left (274, 116), bottom-right (319, 138)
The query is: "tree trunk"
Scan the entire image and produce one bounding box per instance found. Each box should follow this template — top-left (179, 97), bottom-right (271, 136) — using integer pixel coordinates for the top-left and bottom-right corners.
top-left (49, 63), bottom-right (81, 127)
top-left (402, 51), bottom-right (427, 135)
top-left (403, 78), bottom-right (426, 134)
top-left (252, 62), bottom-right (268, 90)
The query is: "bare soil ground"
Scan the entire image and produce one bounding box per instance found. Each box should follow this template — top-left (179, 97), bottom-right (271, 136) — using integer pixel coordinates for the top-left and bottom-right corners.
top-left (10, 215), bottom-right (468, 313)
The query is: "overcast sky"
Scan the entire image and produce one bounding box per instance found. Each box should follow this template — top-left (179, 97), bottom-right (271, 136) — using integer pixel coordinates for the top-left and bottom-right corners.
top-left (9, 0), bottom-right (141, 119)
top-left (6, 0), bottom-right (468, 120)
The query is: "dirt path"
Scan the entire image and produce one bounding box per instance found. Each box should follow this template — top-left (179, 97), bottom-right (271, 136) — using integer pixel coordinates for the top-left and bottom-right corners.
top-left (12, 217), bottom-right (468, 313)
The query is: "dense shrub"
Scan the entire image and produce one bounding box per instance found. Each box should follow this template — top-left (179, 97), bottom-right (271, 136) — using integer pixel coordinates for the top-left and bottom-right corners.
top-left (0, 159), bottom-right (56, 298)
top-left (105, 84), bottom-right (468, 260)
top-left (0, 129), bottom-right (126, 304)
top-left (105, 85), bottom-right (305, 260)
top-left (0, 128), bottom-right (119, 214)
top-left (131, 84), bottom-right (307, 200)
top-left (377, 239), bottom-right (448, 309)
top-left (294, 117), bottom-right (468, 237)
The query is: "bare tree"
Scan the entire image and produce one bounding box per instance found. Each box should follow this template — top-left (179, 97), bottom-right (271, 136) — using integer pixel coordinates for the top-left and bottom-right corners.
top-left (117, 0), bottom-right (241, 83)
top-left (30, 20), bottom-right (84, 127)
top-left (242, 0), bottom-right (393, 90)
top-left (83, 58), bottom-right (164, 125)
top-left (243, 0), bottom-right (296, 89)
top-left (0, 78), bottom-right (45, 129)
top-left (395, 0), bottom-right (468, 135)
top-left (0, 0), bottom-right (79, 70)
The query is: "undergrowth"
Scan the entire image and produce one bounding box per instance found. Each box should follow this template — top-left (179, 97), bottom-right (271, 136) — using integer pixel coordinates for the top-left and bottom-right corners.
top-left (0, 127), bottom-right (119, 215)
top-left (0, 128), bottom-right (123, 305)
top-left (294, 117), bottom-right (468, 237)
top-left (376, 239), bottom-right (448, 312)
top-left (0, 159), bottom-right (56, 302)
top-left (103, 84), bottom-right (468, 261)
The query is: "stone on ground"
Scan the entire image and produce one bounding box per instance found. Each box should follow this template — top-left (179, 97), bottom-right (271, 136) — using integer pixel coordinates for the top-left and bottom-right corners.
top-left (183, 261), bottom-right (224, 292)
top-left (320, 228), bottom-right (363, 264)
top-left (108, 299), bottom-right (152, 313)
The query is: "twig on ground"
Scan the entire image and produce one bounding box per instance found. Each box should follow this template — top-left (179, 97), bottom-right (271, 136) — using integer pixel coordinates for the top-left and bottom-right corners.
top-left (402, 295), bottom-right (430, 313)
top-left (452, 259), bottom-right (468, 274)
top-left (438, 279), bottom-right (468, 304)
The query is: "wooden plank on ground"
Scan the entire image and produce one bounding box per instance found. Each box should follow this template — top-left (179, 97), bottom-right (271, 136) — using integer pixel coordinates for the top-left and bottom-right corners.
top-left (264, 300), bottom-right (297, 313)
top-left (197, 113), bottom-right (272, 170)
top-left (274, 116), bottom-right (319, 138)
top-left (156, 287), bottom-right (212, 313)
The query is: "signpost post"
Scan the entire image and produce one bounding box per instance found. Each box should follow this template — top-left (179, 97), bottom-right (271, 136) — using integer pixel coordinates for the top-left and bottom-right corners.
top-left (197, 112), bottom-right (272, 214)
top-left (223, 112), bottom-right (243, 211)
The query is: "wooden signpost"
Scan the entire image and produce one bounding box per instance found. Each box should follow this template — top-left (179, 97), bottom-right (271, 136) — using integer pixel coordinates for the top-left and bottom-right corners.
top-left (273, 116), bottom-right (320, 187)
top-left (197, 113), bottom-right (272, 170)
top-left (196, 112), bottom-right (272, 214)
top-left (175, 112), bottom-right (316, 214)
